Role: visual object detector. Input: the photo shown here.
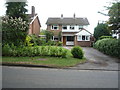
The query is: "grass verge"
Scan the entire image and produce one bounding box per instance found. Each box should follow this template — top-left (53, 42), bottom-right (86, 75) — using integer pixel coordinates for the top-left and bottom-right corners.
top-left (1, 56), bottom-right (86, 68)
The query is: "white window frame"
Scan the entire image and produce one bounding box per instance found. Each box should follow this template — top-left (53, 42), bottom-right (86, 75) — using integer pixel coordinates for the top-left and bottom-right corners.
top-left (51, 25), bottom-right (59, 30)
top-left (70, 25), bottom-right (75, 30)
top-left (77, 35), bottom-right (90, 41)
top-left (52, 36), bottom-right (59, 41)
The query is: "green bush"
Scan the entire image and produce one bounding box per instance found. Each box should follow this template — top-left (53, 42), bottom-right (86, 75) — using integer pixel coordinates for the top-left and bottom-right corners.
top-left (2, 16), bottom-right (28, 46)
top-left (94, 38), bottom-right (120, 58)
top-left (71, 46), bottom-right (84, 59)
top-left (2, 45), bottom-right (68, 58)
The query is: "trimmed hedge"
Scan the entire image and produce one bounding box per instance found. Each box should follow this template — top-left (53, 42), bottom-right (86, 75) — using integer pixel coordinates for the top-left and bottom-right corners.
top-left (71, 46), bottom-right (84, 59)
top-left (2, 45), bottom-right (68, 58)
top-left (94, 38), bottom-right (120, 58)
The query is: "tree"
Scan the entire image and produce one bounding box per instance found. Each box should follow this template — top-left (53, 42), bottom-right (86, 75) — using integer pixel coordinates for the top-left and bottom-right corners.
top-left (6, 2), bottom-right (28, 21)
top-left (44, 31), bottom-right (54, 42)
top-left (2, 16), bottom-right (29, 46)
top-left (108, 2), bottom-right (120, 32)
top-left (2, 2), bottom-right (29, 46)
top-left (98, 1), bottom-right (120, 33)
top-left (94, 23), bottom-right (110, 40)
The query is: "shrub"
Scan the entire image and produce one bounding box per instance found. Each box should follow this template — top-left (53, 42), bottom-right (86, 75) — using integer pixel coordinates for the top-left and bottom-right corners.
top-left (2, 16), bottom-right (28, 46)
top-left (94, 38), bottom-right (120, 58)
top-left (56, 41), bottom-right (63, 46)
top-left (2, 45), bottom-right (68, 58)
top-left (71, 46), bottom-right (84, 59)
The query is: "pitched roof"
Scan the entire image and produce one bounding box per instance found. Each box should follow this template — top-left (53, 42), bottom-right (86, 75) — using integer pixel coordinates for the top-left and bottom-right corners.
top-left (46, 17), bottom-right (89, 25)
top-left (27, 14), bottom-right (41, 27)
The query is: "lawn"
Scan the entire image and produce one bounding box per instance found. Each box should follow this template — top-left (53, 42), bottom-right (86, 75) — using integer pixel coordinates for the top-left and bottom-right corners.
top-left (1, 56), bottom-right (86, 68)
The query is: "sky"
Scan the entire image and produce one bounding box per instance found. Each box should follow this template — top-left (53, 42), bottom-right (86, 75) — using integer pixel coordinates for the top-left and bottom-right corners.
top-left (0, 0), bottom-right (113, 33)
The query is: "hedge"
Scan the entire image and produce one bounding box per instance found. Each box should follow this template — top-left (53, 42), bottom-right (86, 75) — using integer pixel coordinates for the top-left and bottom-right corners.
top-left (94, 38), bottom-right (120, 58)
top-left (2, 45), bottom-right (68, 58)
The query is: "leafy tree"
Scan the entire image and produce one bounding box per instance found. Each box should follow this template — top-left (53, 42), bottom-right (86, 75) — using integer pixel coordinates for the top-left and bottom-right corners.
top-left (108, 2), bottom-right (120, 32)
top-left (58, 31), bottom-right (62, 41)
top-left (2, 2), bottom-right (29, 46)
top-left (6, 2), bottom-right (28, 21)
top-left (44, 31), bottom-right (54, 42)
top-left (2, 16), bottom-right (29, 46)
top-left (98, 1), bottom-right (120, 33)
top-left (94, 23), bottom-right (110, 40)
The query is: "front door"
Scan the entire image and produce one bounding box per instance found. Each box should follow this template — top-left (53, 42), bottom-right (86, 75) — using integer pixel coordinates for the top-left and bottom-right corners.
top-left (66, 36), bottom-right (74, 46)
top-left (63, 36), bottom-right (66, 46)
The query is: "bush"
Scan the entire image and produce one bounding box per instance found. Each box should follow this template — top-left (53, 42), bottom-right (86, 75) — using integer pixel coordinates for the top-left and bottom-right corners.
top-left (71, 46), bottom-right (84, 59)
top-left (2, 16), bottom-right (28, 46)
top-left (94, 38), bottom-right (120, 58)
top-left (2, 45), bottom-right (68, 58)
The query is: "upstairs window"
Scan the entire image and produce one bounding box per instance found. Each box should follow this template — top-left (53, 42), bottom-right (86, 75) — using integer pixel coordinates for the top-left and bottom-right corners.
top-left (51, 25), bottom-right (59, 30)
top-left (70, 25), bottom-right (74, 30)
top-left (78, 26), bottom-right (83, 29)
top-left (62, 25), bottom-right (67, 30)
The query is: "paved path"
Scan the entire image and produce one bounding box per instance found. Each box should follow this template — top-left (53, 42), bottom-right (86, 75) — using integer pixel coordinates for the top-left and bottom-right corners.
top-left (2, 66), bottom-right (118, 88)
top-left (63, 47), bottom-right (119, 71)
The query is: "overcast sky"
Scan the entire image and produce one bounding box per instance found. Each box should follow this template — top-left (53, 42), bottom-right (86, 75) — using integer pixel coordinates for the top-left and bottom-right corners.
top-left (1, 0), bottom-right (113, 33)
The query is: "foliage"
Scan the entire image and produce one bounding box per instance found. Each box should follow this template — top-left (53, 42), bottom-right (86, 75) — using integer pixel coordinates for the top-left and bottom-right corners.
top-left (2, 45), bottom-right (68, 58)
top-left (94, 23), bottom-right (110, 40)
top-left (71, 46), bottom-right (84, 59)
top-left (108, 2), bottom-right (120, 32)
top-left (6, 2), bottom-right (28, 21)
top-left (56, 41), bottom-right (63, 46)
top-left (94, 38), bottom-right (120, 58)
top-left (58, 31), bottom-right (62, 41)
top-left (44, 30), bottom-right (54, 42)
top-left (99, 36), bottom-right (113, 40)
top-left (2, 16), bottom-right (29, 46)
top-left (98, 1), bottom-right (120, 34)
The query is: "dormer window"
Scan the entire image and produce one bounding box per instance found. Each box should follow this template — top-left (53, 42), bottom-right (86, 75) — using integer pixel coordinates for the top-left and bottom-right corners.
top-left (70, 25), bottom-right (74, 30)
top-left (51, 25), bottom-right (59, 30)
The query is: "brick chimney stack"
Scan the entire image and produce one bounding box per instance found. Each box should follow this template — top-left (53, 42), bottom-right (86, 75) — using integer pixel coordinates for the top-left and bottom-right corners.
top-left (31, 6), bottom-right (35, 17)
top-left (61, 14), bottom-right (63, 19)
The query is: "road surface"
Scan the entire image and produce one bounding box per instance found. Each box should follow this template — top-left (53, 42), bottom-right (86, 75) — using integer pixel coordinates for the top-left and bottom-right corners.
top-left (2, 66), bottom-right (118, 88)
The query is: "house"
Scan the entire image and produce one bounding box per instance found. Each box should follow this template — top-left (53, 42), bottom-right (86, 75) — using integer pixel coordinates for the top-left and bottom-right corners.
top-left (46, 14), bottom-right (94, 47)
top-left (28, 6), bottom-right (41, 36)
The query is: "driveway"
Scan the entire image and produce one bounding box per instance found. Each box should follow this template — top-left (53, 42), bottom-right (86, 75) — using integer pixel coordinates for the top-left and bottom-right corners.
top-left (63, 47), bottom-right (119, 71)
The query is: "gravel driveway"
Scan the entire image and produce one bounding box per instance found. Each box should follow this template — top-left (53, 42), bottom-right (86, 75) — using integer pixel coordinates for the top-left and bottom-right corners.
top-left (63, 46), bottom-right (119, 71)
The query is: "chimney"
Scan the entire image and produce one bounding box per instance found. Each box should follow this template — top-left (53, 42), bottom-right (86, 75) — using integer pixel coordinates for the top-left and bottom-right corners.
top-left (61, 14), bottom-right (63, 19)
top-left (73, 13), bottom-right (76, 19)
top-left (31, 6), bottom-right (35, 17)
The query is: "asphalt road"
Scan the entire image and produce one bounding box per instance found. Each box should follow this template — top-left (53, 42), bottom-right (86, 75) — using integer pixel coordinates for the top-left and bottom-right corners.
top-left (2, 66), bottom-right (118, 88)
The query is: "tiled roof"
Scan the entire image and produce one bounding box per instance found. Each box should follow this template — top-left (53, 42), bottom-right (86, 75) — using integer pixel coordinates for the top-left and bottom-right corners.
top-left (46, 17), bottom-right (89, 25)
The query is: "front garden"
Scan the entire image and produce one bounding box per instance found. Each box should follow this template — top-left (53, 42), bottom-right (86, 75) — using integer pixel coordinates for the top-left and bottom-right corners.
top-left (2, 45), bottom-right (85, 68)
top-left (1, 15), bottom-right (85, 68)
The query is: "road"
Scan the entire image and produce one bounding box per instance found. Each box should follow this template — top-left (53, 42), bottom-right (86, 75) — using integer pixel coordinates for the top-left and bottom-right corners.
top-left (2, 66), bottom-right (118, 88)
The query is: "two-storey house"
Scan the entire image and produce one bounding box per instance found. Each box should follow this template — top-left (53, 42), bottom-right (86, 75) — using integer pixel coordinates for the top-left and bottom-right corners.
top-left (46, 14), bottom-right (94, 47)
